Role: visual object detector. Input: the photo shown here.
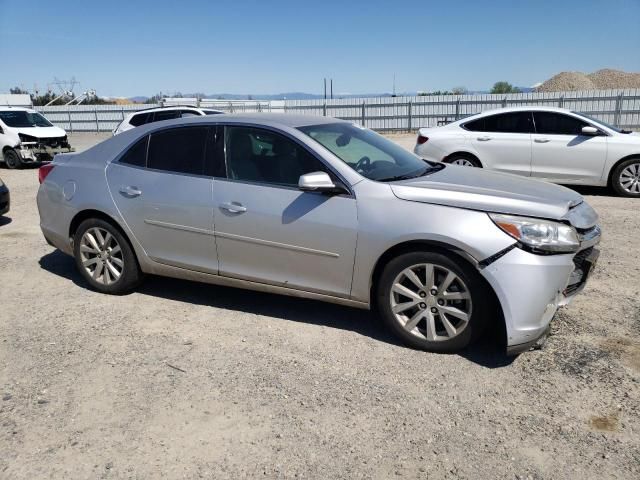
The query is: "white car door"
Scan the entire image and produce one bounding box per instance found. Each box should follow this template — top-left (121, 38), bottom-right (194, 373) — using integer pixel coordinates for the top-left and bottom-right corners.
top-left (530, 111), bottom-right (607, 184)
top-left (462, 112), bottom-right (533, 176)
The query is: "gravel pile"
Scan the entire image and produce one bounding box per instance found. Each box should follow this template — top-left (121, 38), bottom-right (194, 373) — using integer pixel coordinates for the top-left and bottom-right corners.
top-left (537, 69), bottom-right (640, 92)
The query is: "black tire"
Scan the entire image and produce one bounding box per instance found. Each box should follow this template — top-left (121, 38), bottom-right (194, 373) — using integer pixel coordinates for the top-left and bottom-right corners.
top-left (3, 149), bottom-right (22, 169)
top-left (444, 153), bottom-right (481, 168)
top-left (73, 218), bottom-right (143, 294)
top-left (376, 251), bottom-right (490, 353)
top-left (610, 158), bottom-right (640, 197)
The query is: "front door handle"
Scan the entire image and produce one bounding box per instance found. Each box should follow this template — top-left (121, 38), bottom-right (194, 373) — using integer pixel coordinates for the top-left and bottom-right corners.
top-left (220, 201), bottom-right (247, 214)
top-left (477, 136), bottom-right (492, 141)
top-left (119, 185), bottom-right (142, 197)
top-left (534, 138), bottom-right (550, 143)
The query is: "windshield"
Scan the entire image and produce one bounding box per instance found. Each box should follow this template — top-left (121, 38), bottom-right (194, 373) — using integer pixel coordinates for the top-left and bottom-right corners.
top-left (298, 123), bottom-right (439, 181)
top-left (572, 111), bottom-right (628, 133)
top-left (0, 111), bottom-right (53, 128)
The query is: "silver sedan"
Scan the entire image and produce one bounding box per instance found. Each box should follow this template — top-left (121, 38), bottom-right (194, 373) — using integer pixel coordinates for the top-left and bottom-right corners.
top-left (37, 114), bottom-right (601, 354)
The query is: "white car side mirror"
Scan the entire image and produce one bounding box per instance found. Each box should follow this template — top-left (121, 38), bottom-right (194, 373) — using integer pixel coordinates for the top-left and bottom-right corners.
top-left (581, 126), bottom-right (599, 136)
top-left (298, 171), bottom-right (337, 192)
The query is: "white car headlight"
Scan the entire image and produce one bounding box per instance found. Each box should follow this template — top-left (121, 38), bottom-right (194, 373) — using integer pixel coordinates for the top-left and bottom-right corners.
top-left (489, 213), bottom-right (580, 253)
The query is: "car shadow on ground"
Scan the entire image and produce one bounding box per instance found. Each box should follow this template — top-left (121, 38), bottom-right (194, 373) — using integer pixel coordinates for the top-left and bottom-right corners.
top-left (39, 249), bottom-right (514, 368)
top-left (0, 216), bottom-right (12, 226)
top-left (561, 184), bottom-right (614, 197)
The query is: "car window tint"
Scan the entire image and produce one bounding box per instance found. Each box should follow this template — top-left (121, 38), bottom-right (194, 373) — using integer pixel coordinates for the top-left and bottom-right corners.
top-left (533, 112), bottom-right (588, 135)
top-left (462, 118), bottom-right (484, 131)
top-left (180, 110), bottom-right (201, 118)
top-left (119, 137), bottom-right (147, 167)
top-left (225, 126), bottom-right (327, 186)
top-left (129, 112), bottom-right (150, 127)
top-left (482, 112), bottom-right (532, 133)
top-left (153, 110), bottom-right (180, 122)
top-left (147, 127), bottom-right (208, 175)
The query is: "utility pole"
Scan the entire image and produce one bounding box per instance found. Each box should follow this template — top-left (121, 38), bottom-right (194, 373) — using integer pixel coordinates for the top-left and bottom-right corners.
top-left (323, 78), bottom-right (327, 100)
top-left (330, 79), bottom-right (333, 99)
top-left (393, 73), bottom-right (396, 97)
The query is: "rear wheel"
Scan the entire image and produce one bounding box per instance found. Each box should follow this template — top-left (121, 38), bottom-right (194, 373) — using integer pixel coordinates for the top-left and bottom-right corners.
top-left (611, 158), bottom-right (640, 197)
top-left (376, 251), bottom-right (489, 352)
top-left (445, 153), bottom-right (480, 167)
top-left (73, 218), bottom-right (142, 294)
top-left (3, 149), bottom-right (22, 169)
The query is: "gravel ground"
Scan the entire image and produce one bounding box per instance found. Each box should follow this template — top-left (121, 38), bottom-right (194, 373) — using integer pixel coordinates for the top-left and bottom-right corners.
top-left (0, 134), bottom-right (639, 479)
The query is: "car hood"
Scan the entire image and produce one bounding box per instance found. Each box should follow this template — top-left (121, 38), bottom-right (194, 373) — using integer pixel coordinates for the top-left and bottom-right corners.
top-left (10, 125), bottom-right (67, 138)
top-left (390, 164), bottom-right (586, 221)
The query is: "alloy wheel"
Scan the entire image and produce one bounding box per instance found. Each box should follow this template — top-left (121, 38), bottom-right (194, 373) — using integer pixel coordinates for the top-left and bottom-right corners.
top-left (451, 158), bottom-right (475, 167)
top-left (79, 227), bottom-right (124, 285)
top-left (390, 263), bottom-right (472, 341)
top-left (619, 162), bottom-right (640, 194)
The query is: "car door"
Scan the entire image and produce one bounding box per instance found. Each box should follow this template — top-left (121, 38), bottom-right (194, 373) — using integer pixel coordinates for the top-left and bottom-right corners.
top-left (531, 111), bottom-right (607, 183)
top-left (106, 125), bottom-right (220, 273)
top-left (212, 125), bottom-right (358, 298)
top-left (462, 111), bottom-right (533, 176)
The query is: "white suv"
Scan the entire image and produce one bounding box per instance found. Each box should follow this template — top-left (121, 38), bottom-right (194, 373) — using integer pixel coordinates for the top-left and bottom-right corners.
top-left (414, 106), bottom-right (640, 197)
top-left (113, 106), bottom-right (223, 135)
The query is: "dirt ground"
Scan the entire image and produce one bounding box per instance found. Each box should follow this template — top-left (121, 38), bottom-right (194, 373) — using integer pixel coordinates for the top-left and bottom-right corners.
top-left (0, 133), bottom-right (639, 479)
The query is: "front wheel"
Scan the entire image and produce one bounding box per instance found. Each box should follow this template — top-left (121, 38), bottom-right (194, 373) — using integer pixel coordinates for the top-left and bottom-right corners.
top-left (444, 154), bottom-right (480, 167)
top-left (3, 149), bottom-right (22, 169)
top-left (376, 251), bottom-right (489, 353)
top-left (611, 158), bottom-right (640, 197)
top-left (73, 218), bottom-right (142, 294)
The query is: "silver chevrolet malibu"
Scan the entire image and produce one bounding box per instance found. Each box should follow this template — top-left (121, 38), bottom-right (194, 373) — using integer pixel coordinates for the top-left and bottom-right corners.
top-left (37, 114), bottom-right (601, 354)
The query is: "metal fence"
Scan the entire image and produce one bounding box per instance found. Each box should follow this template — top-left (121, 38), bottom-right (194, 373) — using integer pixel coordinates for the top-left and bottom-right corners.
top-left (35, 89), bottom-right (640, 133)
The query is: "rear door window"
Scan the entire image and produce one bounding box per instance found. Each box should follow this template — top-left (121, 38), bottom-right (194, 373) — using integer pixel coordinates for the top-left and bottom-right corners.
top-left (533, 112), bottom-right (588, 135)
top-left (464, 112), bottom-right (533, 133)
top-left (147, 127), bottom-right (208, 175)
top-left (119, 137), bottom-right (148, 167)
top-left (129, 112), bottom-right (151, 127)
top-left (152, 110), bottom-right (181, 123)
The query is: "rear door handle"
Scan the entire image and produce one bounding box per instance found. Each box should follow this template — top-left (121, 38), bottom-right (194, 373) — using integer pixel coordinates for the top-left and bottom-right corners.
top-left (534, 138), bottom-right (550, 143)
top-left (119, 185), bottom-right (142, 197)
top-left (477, 136), bottom-right (492, 141)
top-left (220, 202), bottom-right (247, 213)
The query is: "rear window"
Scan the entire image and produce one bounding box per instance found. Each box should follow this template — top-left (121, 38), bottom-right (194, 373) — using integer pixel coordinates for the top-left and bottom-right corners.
top-left (119, 137), bottom-right (147, 167)
top-left (129, 112), bottom-right (151, 127)
top-left (153, 110), bottom-right (180, 122)
top-left (147, 127), bottom-right (208, 175)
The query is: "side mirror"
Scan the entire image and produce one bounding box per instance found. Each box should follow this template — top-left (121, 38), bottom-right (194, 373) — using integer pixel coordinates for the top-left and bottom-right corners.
top-left (581, 126), bottom-right (599, 136)
top-left (299, 171), bottom-right (343, 193)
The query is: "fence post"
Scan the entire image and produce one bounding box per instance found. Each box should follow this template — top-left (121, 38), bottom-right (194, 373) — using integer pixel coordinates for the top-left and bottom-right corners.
top-left (94, 107), bottom-right (99, 133)
top-left (121, 107), bottom-right (125, 121)
top-left (558, 96), bottom-right (564, 108)
top-left (407, 101), bottom-right (412, 132)
top-left (613, 93), bottom-right (623, 127)
top-left (455, 97), bottom-right (461, 120)
top-left (361, 101), bottom-right (365, 126)
top-left (67, 109), bottom-right (73, 134)
top-left (502, 96), bottom-right (508, 108)
top-left (323, 102), bottom-right (327, 116)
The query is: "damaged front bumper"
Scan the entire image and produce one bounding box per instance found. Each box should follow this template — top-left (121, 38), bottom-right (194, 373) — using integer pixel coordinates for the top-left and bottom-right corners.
top-left (480, 225), bottom-right (601, 355)
top-left (18, 142), bottom-right (75, 162)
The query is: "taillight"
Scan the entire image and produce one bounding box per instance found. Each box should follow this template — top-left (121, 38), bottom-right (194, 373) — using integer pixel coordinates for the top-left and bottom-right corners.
top-left (38, 164), bottom-right (55, 184)
top-left (417, 135), bottom-right (429, 145)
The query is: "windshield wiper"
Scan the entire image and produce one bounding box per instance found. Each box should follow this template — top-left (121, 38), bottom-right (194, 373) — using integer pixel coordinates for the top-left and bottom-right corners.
top-left (377, 164), bottom-right (443, 182)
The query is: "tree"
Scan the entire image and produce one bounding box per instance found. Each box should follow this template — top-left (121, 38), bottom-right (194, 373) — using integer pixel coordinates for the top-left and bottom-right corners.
top-left (490, 81), bottom-right (520, 94)
top-left (10, 87), bottom-right (27, 94)
top-left (451, 86), bottom-right (468, 95)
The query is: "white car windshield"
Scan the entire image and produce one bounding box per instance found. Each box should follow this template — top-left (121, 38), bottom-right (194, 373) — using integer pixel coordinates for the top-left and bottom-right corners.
top-left (573, 111), bottom-right (631, 134)
top-left (299, 123), bottom-right (442, 181)
top-left (0, 111), bottom-right (53, 128)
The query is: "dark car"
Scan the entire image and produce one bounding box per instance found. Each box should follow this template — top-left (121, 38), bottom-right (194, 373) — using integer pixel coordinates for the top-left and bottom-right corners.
top-left (0, 176), bottom-right (9, 216)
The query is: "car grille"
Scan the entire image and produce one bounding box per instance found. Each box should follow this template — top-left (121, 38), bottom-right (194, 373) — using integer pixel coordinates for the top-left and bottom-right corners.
top-left (565, 247), bottom-right (594, 296)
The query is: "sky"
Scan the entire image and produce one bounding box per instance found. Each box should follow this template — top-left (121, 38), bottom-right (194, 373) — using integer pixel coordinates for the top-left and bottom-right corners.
top-left (1, 0), bottom-right (639, 97)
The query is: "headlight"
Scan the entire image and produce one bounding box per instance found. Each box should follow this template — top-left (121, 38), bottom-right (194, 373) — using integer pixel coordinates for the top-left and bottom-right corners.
top-left (18, 133), bottom-right (37, 143)
top-left (489, 213), bottom-right (580, 253)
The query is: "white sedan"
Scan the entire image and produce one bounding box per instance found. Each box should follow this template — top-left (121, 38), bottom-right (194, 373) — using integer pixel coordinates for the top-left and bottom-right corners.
top-left (414, 106), bottom-right (640, 197)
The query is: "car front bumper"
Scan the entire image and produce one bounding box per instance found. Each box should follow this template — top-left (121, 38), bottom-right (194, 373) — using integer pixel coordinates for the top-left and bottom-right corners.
top-left (0, 184), bottom-right (9, 215)
top-left (18, 144), bottom-right (75, 162)
top-left (480, 234), bottom-right (600, 355)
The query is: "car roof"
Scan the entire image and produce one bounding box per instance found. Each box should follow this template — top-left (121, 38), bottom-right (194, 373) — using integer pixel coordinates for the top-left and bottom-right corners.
top-left (132, 112), bottom-right (349, 130)
top-left (0, 106), bottom-right (35, 113)
top-left (465, 106), bottom-right (576, 118)
top-left (130, 105), bottom-right (201, 114)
